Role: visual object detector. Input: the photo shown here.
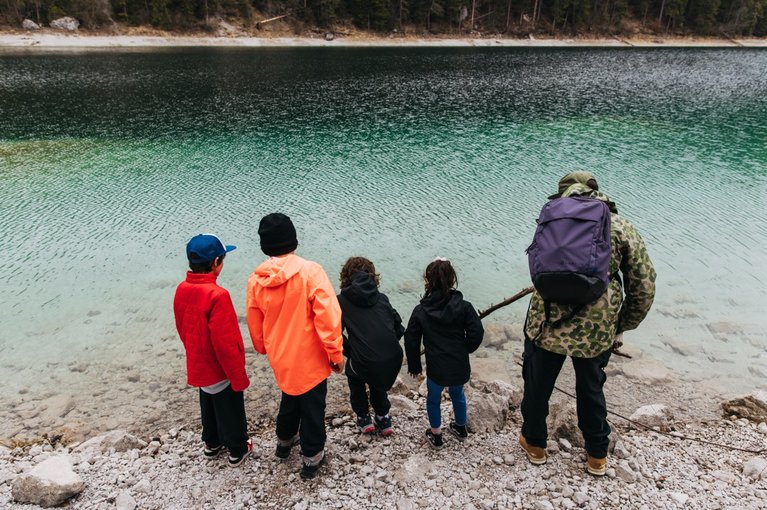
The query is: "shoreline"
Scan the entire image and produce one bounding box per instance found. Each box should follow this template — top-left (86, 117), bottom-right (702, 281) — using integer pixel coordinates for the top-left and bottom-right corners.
top-left (2, 32), bottom-right (767, 49)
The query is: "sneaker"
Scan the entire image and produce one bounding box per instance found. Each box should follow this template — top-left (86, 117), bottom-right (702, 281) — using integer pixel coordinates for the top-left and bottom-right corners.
top-left (519, 434), bottom-right (547, 465)
top-left (448, 422), bottom-right (468, 441)
top-left (203, 443), bottom-right (223, 459)
top-left (374, 415), bottom-right (393, 437)
top-left (275, 434), bottom-right (299, 459)
top-left (425, 429), bottom-right (443, 450)
top-left (299, 451), bottom-right (326, 480)
top-left (586, 454), bottom-right (607, 476)
top-left (356, 415), bottom-right (375, 434)
top-left (228, 438), bottom-right (253, 467)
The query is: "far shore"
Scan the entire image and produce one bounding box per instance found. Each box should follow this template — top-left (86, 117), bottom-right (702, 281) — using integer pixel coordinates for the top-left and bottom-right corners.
top-left (1, 31), bottom-right (767, 50)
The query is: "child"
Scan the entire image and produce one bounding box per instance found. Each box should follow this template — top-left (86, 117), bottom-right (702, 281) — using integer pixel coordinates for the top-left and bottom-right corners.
top-left (337, 257), bottom-right (405, 436)
top-left (246, 213), bottom-right (344, 480)
top-left (404, 258), bottom-right (484, 449)
top-left (173, 233), bottom-right (252, 467)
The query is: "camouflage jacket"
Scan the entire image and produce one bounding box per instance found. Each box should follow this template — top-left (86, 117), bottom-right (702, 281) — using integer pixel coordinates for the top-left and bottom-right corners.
top-left (524, 184), bottom-right (657, 358)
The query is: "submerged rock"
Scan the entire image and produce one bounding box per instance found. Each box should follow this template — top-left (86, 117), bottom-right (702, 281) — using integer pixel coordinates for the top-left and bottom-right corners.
top-left (12, 455), bottom-right (85, 507)
top-left (621, 359), bottom-right (671, 384)
top-left (50, 16), bottom-right (79, 31)
top-left (722, 391), bottom-right (767, 422)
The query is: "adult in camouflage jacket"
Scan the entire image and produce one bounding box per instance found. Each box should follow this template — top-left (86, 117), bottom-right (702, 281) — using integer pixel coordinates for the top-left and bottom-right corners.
top-left (519, 171), bottom-right (656, 476)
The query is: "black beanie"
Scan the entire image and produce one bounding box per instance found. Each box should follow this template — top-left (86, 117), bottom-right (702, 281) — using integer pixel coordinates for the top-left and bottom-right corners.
top-left (258, 213), bottom-right (298, 256)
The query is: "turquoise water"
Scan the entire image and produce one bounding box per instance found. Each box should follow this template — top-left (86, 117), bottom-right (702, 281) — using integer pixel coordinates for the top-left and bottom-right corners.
top-left (1, 48), bottom-right (766, 437)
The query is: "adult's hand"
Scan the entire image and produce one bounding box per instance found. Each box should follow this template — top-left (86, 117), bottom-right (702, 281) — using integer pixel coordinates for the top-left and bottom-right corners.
top-left (613, 332), bottom-right (624, 351)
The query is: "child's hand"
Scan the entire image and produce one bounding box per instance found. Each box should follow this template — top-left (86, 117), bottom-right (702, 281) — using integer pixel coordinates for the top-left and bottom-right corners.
top-left (408, 371), bottom-right (421, 378)
top-left (330, 362), bottom-right (344, 374)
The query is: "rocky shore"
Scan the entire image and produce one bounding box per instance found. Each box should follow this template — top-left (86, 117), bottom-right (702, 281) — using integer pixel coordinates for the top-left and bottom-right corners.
top-left (2, 364), bottom-right (765, 509)
top-left (1, 32), bottom-right (767, 49)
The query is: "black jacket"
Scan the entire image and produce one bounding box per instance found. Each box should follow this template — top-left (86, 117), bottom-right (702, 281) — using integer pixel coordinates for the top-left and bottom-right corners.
top-left (337, 272), bottom-right (405, 390)
top-left (404, 290), bottom-right (484, 387)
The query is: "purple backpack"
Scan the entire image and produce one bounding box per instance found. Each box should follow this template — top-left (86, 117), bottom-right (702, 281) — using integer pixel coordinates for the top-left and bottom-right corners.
top-left (527, 196), bottom-right (612, 306)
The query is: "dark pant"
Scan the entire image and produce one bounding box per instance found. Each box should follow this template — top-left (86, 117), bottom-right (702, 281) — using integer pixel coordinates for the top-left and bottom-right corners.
top-left (276, 379), bottom-right (327, 458)
top-left (199, 384), bottom-right (249, 457)
top-left (520, 338), bottom-right (612, 458)
top-left (346, 359), bottom-right (391, 417)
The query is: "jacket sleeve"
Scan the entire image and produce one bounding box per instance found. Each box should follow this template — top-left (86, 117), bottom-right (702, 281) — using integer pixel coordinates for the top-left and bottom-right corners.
top-left (382, 294), bottom-right (406, 339)
top-left (245, 279), bottom-right (266, 355)
top-left (464, 301), bottom-right (484, 353)
top-left (617, 219), bottom-right (657, 333)
top-left (403, 307), bottom-right (423, 374)
top-left (209, 291), bottom-right (250, 392)
top-left (309, 265), bottom-right (344, 366)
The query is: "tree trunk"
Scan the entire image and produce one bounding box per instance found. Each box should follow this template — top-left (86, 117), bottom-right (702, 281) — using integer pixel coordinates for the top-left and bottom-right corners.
top-left (505, 0), bottom-right (512, 32)
top-left (470, 0), bottom-right (476, 30)
top-left (658, 0), bottom-right (666, 26)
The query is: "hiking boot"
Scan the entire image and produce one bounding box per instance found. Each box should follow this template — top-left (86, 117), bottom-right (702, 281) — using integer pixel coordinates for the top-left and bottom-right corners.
top-left (425, 429), bottom-right (444, 450)
top-left (374, 415), bottom-right (393, 437)
top-left (275, 434), bottom-right (299, 459)
top-left (299, 451), bottom-right (326, 480)
top-left (586, 454), bottom-right (607, 476)
top-left (203, 443), bottom-right (223, 459)
top-left (356, 415), bottom-right (375, 434)
top-left (228, 438), bottom-right (252, 467)
top-left (448, 422), bottom-right (468, 441)
top-left (519, 435), bottom-right (547, 465)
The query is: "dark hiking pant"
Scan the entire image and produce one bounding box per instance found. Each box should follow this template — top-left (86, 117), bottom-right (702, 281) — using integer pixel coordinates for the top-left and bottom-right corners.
top-left (199, 384), bottom-right (249, 457)
top-left (520, 338), bottom-right (612, 458)
top-left (346, 359), bottom-right (391, 418)
top-left (276, 379), bottom-right (327, 458)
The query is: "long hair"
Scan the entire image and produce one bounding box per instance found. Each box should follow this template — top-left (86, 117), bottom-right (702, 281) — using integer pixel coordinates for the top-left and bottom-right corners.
top-left (340, 256), bottom-right (380, 289)
top-left (423, 258), bottom-right (457, 305)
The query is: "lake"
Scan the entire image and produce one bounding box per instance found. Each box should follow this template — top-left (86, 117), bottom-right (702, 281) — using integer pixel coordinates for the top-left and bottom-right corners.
top-left (1, 47), bottom-right (765, 439)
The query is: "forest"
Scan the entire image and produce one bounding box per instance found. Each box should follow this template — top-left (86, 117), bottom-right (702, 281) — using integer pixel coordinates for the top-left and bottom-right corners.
top-left (2, 0), bottom-right (766, 36)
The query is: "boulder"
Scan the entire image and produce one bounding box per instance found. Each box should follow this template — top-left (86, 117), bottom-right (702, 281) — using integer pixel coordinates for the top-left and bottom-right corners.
top-left (471, 358), bottom-right (512, 384)
top-left (74, 430), bottom-right (147, 453)
top-left (468, 389), bottom-right (512, 433)
top-left (389, 395), bottom-right (419, 413)
top-left (743, 457), bottom-right (767, 481)
top-left (11, 455), bottom-right (85, 507)
top-left (22, 19), bottom-right (40, 30)
top-left (722, 391), bottom-right (767, 422)
top-left (483, 380), bottom-right (522, 407)
top-left (621, 359), bottom-right (671, 384)
top-left (50, 17), bottom-right (80, 31)
top-left (629, 404), bottom-right (674, 429)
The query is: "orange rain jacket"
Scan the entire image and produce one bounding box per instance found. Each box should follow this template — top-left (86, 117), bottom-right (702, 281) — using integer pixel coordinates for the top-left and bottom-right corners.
top-left (246, 254), bottom-right (343, 396)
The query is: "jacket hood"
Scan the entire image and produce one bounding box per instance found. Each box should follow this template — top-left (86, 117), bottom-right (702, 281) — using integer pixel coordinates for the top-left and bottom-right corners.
top-left (560, 182), bottom-right (618, 214)
top-left (340, 272), bottom-right (379, 307)
top-left (420, 289), bottom-right (465, 324)
top-left (253, 253), bottom-right (303, 288)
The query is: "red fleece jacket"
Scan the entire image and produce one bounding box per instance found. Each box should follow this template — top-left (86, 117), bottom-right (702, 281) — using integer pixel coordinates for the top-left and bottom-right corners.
top-left (174, 272), bottom-right (249, 392)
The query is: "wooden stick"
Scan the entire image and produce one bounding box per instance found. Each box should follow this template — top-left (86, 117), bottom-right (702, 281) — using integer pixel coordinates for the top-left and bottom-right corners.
top-left (256, 13), bottom-right (290, 29)
top-left (477, 286), bottom-right (534, 319)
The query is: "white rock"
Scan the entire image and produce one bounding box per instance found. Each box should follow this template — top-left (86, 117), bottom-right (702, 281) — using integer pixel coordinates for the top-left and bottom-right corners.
top-left (74, 430), bottom-right (147, 453)
top-left (743, 457), bottom-right (767, 480)
top-left (133, 478), bottom-right (151, 493)
top-left (468, 391), bottom-right (511, 433)
top-left (668, 492), bottom-right (689, 505)
top-left (572, 492), bottom-right (589, 505)
top-left (629, 404), bottom-right (674, 429)
top-left (116, 491), bottom-right (137, 510)
top-left (614, 461), bottom-right (637, 483)
top-left (534, 500), bottom-right (555, 510)
top-left (389, 395), bottom-right (419, 413)
top-left (49, 16), bottom-right (79, 31)
top-left (22, 18), bottom-right (40, 29)
top-left (11, 455), bottom-right (85, 507)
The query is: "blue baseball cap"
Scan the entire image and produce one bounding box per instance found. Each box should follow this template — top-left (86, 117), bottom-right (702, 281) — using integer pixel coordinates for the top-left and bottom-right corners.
top-left (186, 234), bottom-right (236, 263)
